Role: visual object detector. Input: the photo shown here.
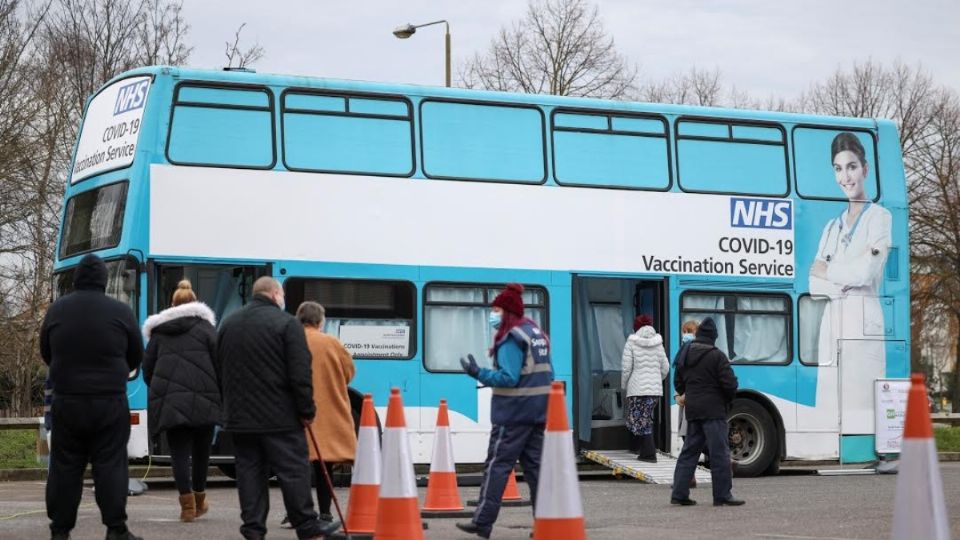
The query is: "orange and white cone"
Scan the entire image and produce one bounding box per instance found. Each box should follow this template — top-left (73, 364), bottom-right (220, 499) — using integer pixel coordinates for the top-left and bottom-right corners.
top-left (891, 374), bottom-right (950, 540)
top-left (422, 399), bottom-right (473, 517)
top-left (503, 469), bottom-right (522, 502)
top-left (533, 382), bottom-right (586, 540)
top-left (374, 388), bottom-right (424, 540)
top-left (345, 393), bottom-right (381, 535)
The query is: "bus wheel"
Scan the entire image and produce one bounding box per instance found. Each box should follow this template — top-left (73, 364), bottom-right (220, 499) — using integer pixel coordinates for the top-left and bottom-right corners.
top-left (727, 399), bottom-right (777, 477)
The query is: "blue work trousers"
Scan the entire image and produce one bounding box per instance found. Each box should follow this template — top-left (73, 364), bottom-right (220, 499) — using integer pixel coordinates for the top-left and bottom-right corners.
top-left (473, 423), bottom-right (544, 531)
top-left (671, 418), bottom-right (733, 503)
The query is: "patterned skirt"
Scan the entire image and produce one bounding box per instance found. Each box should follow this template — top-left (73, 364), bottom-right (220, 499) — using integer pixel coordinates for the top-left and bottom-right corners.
top-left (625, 396), bottom-right (658, 436)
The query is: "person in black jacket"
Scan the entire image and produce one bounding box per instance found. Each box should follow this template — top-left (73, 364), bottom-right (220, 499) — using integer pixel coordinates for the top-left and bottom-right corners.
top-left (40, 254), bottom-right (143, 540)
top-left (142, 280), bottom-right (221, 522)
top-left (670, 317), bottom-right (744, 507)
top-left (217, 277), bottom-right (339, 540)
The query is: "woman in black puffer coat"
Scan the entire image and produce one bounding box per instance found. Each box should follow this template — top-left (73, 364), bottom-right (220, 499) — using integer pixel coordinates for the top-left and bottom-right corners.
top-left (142, 280), bottom-right (221, 523)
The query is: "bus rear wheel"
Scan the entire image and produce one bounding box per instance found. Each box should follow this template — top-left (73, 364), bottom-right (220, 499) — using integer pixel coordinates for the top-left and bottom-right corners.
top-left (727, 399), bottom-right (777, 477)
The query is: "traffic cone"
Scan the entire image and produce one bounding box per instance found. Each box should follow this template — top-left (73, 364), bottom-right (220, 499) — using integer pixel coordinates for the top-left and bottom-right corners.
top-left (374, 388), bottom-right (425, 540)
top-left (422, 399), bottom-right (473, 518)
top-left (345, 394), bottom-right (381, 536)
top-left (533, 382), bottom-right (586, 540)
top-left (466, 466), bottom-right (532, 508)
top-left (891, 374), bottom-right (950, 540)
top-left (503, 469), bottom-right (522, 501)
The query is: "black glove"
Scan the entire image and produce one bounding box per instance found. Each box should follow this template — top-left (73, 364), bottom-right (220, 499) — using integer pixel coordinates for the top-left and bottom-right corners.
top-left (460, 354), bottom-right (480, 378)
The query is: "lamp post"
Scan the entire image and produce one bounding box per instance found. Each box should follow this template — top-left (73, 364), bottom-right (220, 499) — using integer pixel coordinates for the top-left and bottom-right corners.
top-left (393, 20), bottom-right (451, 87)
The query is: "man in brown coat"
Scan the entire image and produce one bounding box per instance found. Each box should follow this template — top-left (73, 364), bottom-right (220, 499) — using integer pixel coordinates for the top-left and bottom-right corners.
top-left (296, 301), bottom-right (357, 521)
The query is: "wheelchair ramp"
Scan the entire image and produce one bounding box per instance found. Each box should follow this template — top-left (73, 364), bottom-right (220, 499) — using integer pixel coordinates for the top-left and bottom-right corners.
top-left (581, 449), bottom-right (712, 485)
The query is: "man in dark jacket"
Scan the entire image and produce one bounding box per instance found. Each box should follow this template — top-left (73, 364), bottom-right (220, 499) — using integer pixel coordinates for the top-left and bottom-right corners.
top-left (40, 254), bottom-right (143, 540)
top-left (670, 317), bottom-right (744, 507)
top-left (218, 277), bottom-right (338, 540)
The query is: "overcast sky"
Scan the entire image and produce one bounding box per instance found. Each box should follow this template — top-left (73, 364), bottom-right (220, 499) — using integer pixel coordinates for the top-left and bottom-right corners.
top-left (181, 0), bottom-right (959, 101)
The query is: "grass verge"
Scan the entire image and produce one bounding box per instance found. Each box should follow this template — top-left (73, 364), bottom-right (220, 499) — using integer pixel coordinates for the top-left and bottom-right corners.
top-left (935, 426), bottom-right (960, 452)
top-left (0, 430), bottom-right (38, 469)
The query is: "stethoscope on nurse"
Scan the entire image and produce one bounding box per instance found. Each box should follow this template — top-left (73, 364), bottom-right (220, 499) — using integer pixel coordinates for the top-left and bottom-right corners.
top-left (810, 133), bottom-right (878, 289)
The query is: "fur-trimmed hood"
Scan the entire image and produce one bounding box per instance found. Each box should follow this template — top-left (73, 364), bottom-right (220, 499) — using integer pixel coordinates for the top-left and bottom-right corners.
top-left (142, 302), bottom-right (216, 341)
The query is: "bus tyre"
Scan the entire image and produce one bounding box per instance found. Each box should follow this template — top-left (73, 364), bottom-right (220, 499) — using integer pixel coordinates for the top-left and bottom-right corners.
top-left (727, 399), bottom-right (777, 478)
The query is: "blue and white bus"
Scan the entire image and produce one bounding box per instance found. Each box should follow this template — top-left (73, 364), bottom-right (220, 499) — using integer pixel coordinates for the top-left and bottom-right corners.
top-left (53, 66), bottom-right (909, 476)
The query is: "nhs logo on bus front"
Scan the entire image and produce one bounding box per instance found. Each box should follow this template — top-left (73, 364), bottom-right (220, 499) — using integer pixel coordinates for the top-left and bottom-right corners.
top-left (730, 198), bottom-right (792, 230)
top-left (113, 80), bottom-right (149, 116)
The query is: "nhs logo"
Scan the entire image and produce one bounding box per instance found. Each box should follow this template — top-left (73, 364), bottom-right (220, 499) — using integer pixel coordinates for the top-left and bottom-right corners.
top-left (730, 197), bottom-right (792, 230)
top-left (113, 80), bottom-right (149, 115)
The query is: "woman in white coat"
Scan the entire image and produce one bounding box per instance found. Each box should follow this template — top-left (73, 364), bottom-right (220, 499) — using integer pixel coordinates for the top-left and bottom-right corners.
top-left (621, 314), bottom-right (670, 462)
top-left (809, 132), bottom-right (892, 374)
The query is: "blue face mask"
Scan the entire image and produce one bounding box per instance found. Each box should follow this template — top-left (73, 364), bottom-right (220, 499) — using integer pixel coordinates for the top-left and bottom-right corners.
top-left (488, 311), bottom-right (502, 329)
top-left (682, 333), bottom-right (694, 342)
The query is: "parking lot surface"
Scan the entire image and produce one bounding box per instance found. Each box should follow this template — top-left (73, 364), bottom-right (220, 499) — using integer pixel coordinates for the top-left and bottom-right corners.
top-left (2, 463), bottom-right (959, 539)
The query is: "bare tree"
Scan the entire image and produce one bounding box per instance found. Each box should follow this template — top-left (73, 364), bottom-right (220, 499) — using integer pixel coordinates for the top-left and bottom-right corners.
top-left (0, 0), bottom-right (190, 414)
top-left (224, 23), bottom-right (263, 69)
top-left (460, 0), bottom-right (636, 98)
top-left (638, 66), bottom-right (724, 106)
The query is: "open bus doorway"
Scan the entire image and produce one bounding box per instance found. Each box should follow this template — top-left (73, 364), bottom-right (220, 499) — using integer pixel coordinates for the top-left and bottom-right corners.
top-left (573, 276), bottom-right (669, 452)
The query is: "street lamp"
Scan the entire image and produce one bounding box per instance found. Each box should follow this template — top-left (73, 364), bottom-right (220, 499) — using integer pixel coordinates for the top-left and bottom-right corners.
top-left (392, 20), bottom-right (451, 87)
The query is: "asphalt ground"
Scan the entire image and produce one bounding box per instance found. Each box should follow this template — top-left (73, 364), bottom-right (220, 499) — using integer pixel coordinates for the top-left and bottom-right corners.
top-left (2, 463), bottom-right (959, 540)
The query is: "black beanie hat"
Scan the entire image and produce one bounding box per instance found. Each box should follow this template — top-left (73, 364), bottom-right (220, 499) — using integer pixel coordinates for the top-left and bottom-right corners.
top-left (73, 254), bottom-right (108, 291)
top-left (696, 317), bottom-right (719, 343)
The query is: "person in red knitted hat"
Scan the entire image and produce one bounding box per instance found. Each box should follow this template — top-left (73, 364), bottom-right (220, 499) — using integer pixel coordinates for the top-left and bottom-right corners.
top-left (457, 284), bottom-right (553, 539)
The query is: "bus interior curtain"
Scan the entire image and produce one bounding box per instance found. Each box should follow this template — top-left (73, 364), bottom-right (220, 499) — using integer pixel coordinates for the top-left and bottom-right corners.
top-left (211, 271), bottom-right (244, 325)
top-left (733, 296), bottom-right (788, 363)
top-left (574, 279), bottom-right (635, 442)
top-left (424, 287), bottom-right (493, 371)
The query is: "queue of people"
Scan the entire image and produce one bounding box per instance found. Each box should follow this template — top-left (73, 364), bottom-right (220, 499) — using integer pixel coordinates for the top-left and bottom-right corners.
top-left (40, 255), bottom-right (355, 540)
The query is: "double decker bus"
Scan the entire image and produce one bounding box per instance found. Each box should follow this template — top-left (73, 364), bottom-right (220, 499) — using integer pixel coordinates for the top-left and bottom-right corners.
top-left (53, 66), bottom-right (910, 476)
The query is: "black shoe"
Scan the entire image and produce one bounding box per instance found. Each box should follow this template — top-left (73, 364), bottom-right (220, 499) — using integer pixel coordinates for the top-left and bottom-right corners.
top-left (637, 454), bottom-right (657, 463)
top-left (670, 497), bottom-right (697, 506)
top-left (105, 531), bottom-right (143, 540)
top-left (319, 512), bottom-right (334, 522)
top-left (51, 533), bottom-right (70, 540)
top-left (714, 498), bottom-right (746, 506)
top-left (280, 514), bottom-right (294, 529)
top-left (315, 519), bottom-right (340, 536)
top-left (456, 521), bottom-right (491, 539)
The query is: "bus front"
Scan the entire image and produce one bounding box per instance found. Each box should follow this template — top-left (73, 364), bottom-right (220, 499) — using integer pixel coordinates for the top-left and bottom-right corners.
top-left (53, 70), bottom-right (160, 460)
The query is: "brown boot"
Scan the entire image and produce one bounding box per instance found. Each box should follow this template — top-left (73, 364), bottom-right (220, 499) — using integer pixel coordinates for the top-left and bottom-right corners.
top-left (193, 491), bottom-right (209, 518)
top-left (178, 493), bottom-right (196, 522)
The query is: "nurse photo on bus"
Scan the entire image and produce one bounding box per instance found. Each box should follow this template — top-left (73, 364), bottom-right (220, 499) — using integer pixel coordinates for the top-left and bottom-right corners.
top-left (808, 131), bottom-right (892, 367)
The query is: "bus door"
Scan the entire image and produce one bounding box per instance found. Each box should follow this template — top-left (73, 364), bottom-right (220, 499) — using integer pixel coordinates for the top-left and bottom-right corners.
top-left (151, 262), bottom-right (272, 320)
top-left (572, 276), bottom-right (667, 451)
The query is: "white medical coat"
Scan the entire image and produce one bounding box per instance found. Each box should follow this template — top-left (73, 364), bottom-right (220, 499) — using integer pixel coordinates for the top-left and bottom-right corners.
top-left (809, 203), bottom-right (892, 367)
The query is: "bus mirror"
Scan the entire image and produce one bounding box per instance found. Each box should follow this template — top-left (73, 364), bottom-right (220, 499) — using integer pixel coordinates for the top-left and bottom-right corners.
top-left (122, 269), bottom-right (137, 293)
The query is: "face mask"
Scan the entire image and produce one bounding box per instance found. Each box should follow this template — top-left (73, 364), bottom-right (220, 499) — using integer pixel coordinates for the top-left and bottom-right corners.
top-left (682, 332), bottom-right (694, 341)
top-left (488, 311), bottom-right (502, 329)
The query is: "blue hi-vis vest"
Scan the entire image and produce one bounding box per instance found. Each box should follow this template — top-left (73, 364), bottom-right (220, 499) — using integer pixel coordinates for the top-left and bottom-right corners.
top-left (491, 320), bottom-right (554, 426)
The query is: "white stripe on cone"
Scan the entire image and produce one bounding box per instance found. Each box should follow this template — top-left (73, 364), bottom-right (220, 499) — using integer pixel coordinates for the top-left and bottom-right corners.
top-left (892, 439), bottom-right (951, 539)
top-left (430, 426), bottom-right (456, 473)
top-left (380, 426), bottom-right (417, 498)
top-left (535, 431), bottom-right (583, 519)
top-left (352, 425), bottom-right (382, 486)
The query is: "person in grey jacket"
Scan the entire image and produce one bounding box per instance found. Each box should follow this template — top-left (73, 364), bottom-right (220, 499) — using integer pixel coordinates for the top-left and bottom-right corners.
top-left (621, 314), bottom-right (669, 462)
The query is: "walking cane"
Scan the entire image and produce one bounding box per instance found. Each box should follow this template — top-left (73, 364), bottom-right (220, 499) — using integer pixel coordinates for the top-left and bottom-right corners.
top-left (303, 419), bottom-right (351, 539)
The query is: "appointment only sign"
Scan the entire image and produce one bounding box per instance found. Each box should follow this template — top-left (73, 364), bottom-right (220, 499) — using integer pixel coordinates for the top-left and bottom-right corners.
top-left (151, 167), bottom-right (796, 279)
top-left (70, 75), bottom-right (151, 184)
